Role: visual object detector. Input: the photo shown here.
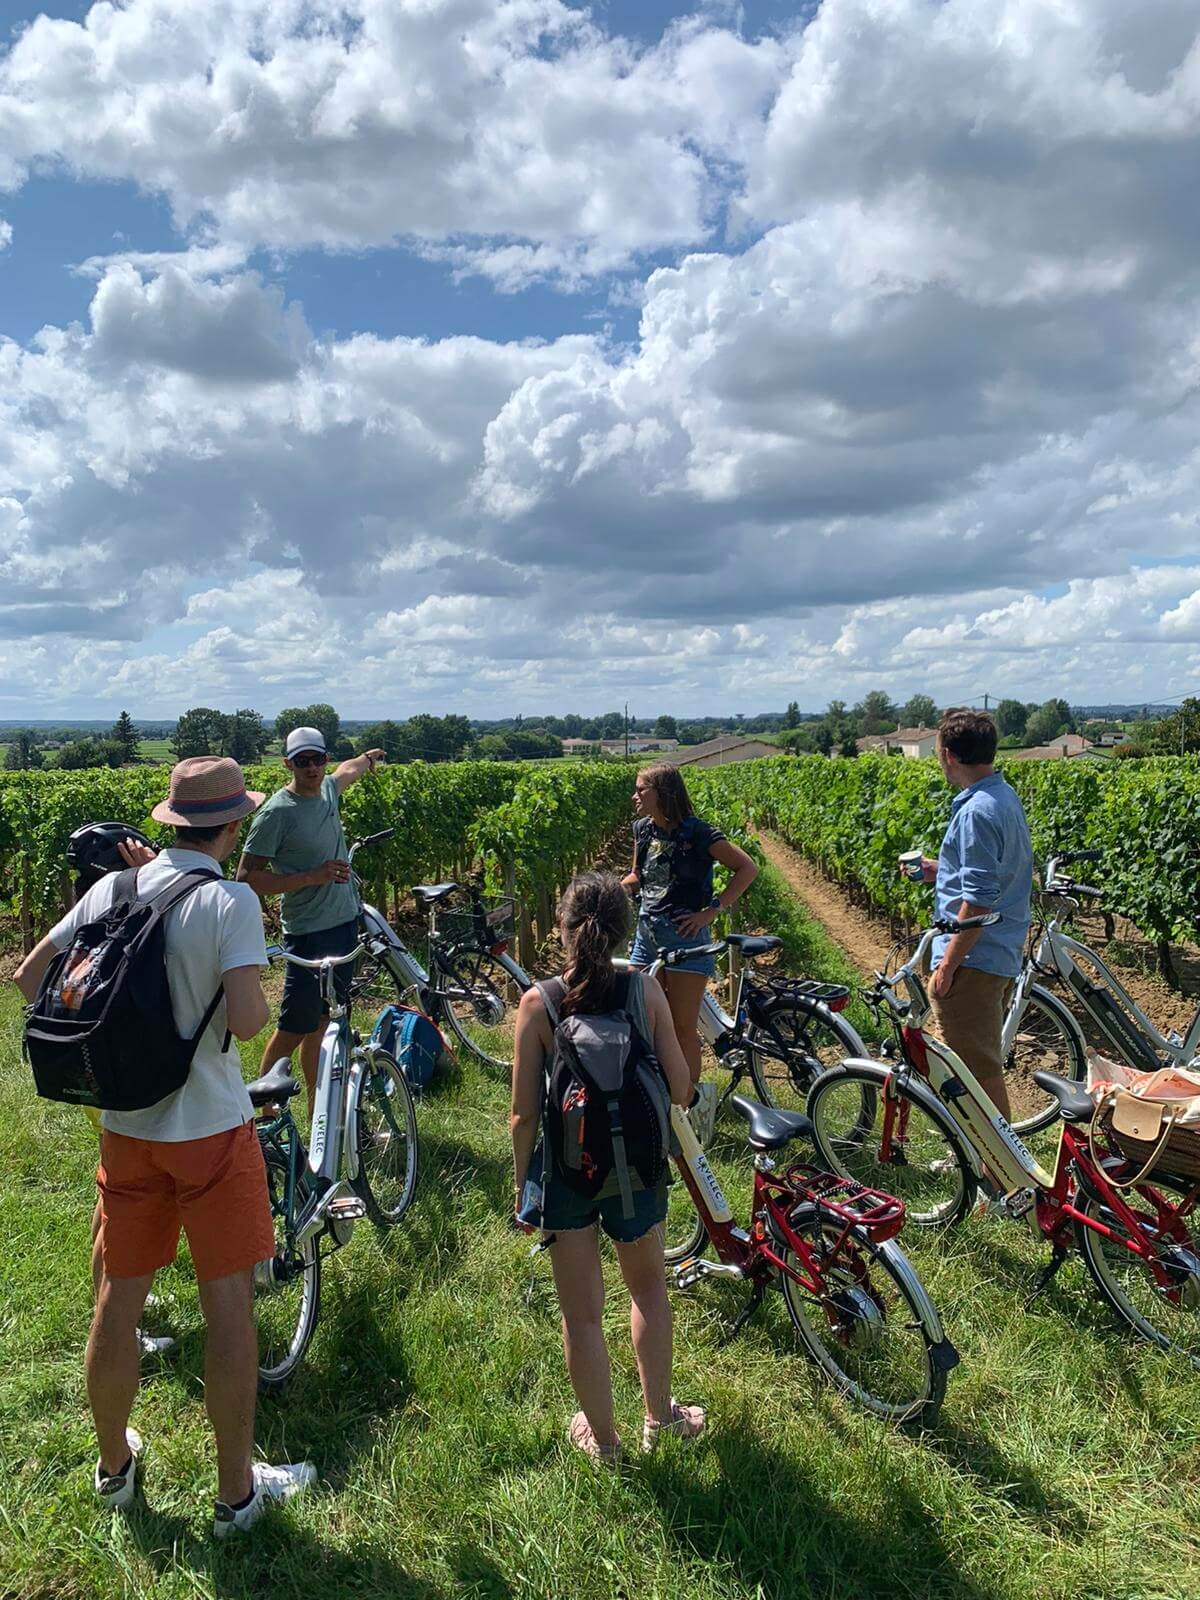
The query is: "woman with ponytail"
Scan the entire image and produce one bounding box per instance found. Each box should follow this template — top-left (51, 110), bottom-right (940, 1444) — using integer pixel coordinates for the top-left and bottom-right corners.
top-left (511, 871), bottom-right (701, 1462)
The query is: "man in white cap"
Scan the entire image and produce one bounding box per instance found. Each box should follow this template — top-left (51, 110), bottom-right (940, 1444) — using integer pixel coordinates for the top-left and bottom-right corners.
top-left (13, 756), bottom-right (316, 1536)
top-left (237, 726), bottom-right (385, 1109)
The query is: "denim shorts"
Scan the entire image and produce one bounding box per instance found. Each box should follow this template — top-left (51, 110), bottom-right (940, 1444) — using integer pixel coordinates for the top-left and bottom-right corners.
top-left (629, 911), bottom-right (717, 978)
top-left (518, 1145), bottom-right (668, 1244)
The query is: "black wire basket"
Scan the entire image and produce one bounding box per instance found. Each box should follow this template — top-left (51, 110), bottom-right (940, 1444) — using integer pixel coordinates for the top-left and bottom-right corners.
top-left (434, 895), bottom-right (516, 951)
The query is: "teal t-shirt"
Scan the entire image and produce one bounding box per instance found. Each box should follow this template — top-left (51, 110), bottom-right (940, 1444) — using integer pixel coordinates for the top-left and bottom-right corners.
top-left (243, 775), bottom-right (358, 935)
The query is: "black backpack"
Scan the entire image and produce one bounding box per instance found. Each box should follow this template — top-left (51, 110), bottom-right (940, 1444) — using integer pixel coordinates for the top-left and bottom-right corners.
top-left (24, 865), bottom-right (226, 1112)
top-left (537, 970), bottom-right (671, 1219)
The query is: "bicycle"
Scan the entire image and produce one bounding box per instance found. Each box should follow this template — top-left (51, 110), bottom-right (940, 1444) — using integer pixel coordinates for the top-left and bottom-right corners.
top-left (614, 932), bottom-right (869, 1258)
top-left (645, 961), bottom-right (958, 1424)
top-left (616, 930), bottom-right (867, 1117)
top-left (804, 919), bottom-right (1200, 1365)
top-left (252, 939), bottom-right (419, 1389)
top-left (999, 849), bottom-right (1200, 1122)
top-left (348, 831), bottom-right (532, 1072)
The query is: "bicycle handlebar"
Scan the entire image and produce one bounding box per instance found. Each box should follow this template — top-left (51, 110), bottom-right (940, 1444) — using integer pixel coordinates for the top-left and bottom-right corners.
top-left (641, 939), bottom-right (726, 978)
top-left (267, 943), bottom-right (367, 971)
top-left (348, 829), bottom-right (395, 864)
top-left (1044, 851), bottom-right (1105, 900)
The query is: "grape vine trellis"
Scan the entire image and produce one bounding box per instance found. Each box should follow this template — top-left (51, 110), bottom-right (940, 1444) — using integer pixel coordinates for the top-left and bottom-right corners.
top-left (0, 762), bottom-right (639, 962)
top-left (691, 754), bottom-right (1200, 985)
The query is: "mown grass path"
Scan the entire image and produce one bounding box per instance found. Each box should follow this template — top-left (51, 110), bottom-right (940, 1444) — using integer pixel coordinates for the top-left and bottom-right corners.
top-left (2, 891), bottom-right (1200, 1598)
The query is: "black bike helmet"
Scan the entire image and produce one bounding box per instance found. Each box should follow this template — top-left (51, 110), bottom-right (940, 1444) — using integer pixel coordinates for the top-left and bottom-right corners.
top-left (66, 821), bottom-right (157, 894)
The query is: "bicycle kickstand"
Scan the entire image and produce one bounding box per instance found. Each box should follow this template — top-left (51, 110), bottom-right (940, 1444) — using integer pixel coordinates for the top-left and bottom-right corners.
top-left (721, 1277), bottom-right (767, 1346)
top-left (1025, 1246), bottom-right (1068, 1308)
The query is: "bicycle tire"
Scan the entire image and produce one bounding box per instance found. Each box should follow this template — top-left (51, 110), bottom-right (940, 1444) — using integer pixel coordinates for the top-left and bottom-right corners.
top-left (662, 1177), bottom-right (710, 1266)
top-left (780, 1225), bottom-right (949, 1427)
top-left (1004, 983), bottom-right (1088, 1137)
top-left (257, 1144), bottom-right (321, 1392)
top-left (1074, 1170), bottom-right (1200, 1368)
top-left (746, 995), bottom-right (869, 1117)
top-left (351, 1047), bottom-right (420, 1226)
top-left (806, 1061), bottom-right (978, 1228)
top-left (438, 948), bottom-right (527, 1073)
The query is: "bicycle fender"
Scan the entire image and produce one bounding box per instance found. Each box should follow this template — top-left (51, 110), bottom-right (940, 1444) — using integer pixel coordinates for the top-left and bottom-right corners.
top-left (873, 1234), bottom-right (952, 1350)
top-left (342, 1053), bottom-right (369, 1183)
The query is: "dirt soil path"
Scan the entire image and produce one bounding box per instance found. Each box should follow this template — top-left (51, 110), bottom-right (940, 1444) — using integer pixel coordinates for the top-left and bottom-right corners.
top-left (759, 830), bottom-right (1196, 1039)
top-left (758, 831), bottom-right (894, 980)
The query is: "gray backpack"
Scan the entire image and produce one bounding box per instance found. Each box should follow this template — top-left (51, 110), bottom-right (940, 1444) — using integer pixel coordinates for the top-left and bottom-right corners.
top-left (537, 971), bottom-right (671, 1218)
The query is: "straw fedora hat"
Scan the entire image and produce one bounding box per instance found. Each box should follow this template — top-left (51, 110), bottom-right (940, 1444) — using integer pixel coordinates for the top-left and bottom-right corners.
top-left (151, 757), bottom-right (265, 828)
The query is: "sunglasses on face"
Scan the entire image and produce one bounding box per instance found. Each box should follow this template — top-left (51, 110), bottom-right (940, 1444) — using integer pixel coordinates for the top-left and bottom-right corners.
top-left (291, 752), bottom-right (328, 769)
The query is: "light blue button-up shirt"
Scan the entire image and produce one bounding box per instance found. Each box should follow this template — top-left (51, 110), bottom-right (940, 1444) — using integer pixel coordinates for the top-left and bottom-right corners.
top-left (933, 772), bottom-right (1033, 979)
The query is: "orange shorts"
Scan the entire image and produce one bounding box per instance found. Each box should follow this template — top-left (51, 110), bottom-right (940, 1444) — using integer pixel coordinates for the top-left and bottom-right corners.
top-left (97, 1121), bottom-right (275, 1283)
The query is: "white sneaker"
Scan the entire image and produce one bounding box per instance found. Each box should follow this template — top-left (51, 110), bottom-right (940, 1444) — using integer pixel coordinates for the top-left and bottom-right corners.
top-left (137, 1328), bottom-right (177, 1359)
top-left (687, 1081), bottom-right (719, 1149)
top-left (94, 1427), bottom-right (142, 1511)
top-left (213, 1460), bottom-right (317, 1539)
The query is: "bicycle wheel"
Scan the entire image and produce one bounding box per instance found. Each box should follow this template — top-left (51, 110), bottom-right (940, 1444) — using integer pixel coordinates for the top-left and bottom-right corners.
top-left (1075, 1172), bottom-right (1200, 1367)
top-left (439, 948), bottom-right (526, 1073)
top-left (662, 1170), bottom-right (709, 1266)
top-left (351, 1048), bottom-right (420, 1225)
top-left (1004, 984), bottom-right (1087, 1137)
top-left (747, 996), bottom-right (868, 1116)
top-left (257, 1145), bottom-right (321, 1392)
top-left (806, 1062), bottom-right (977, 1228)
top-left (780, 1226), bottom-right (949, 1426)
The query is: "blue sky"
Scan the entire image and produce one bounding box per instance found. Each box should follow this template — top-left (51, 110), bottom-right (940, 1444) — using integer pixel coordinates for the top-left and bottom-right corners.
top-left (1, 0), bottom-right (1198, 718)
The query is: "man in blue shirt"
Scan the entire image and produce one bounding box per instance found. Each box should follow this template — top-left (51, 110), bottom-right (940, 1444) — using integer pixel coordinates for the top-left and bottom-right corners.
top-left (910, 709), bottom-right (1033, 1121)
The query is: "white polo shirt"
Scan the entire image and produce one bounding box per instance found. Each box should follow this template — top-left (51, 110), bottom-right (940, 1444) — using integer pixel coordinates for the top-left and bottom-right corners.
top-left (49, 848), bottom-right (268, 1143)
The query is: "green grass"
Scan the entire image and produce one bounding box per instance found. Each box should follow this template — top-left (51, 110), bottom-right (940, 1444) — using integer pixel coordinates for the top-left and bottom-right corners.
top-left (4, 914), bottom-right (1200, 1598)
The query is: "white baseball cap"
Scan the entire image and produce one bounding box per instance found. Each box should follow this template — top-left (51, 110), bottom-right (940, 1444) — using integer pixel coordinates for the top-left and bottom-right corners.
top-left (284, 726), bottom-right (327, 758)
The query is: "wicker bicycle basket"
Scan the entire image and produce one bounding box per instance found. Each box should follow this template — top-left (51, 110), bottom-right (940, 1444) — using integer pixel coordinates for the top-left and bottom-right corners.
top-left (435, 896), bottom-right (516, 950)
top-left (1100, 1106), bottom-right (1200, 1183)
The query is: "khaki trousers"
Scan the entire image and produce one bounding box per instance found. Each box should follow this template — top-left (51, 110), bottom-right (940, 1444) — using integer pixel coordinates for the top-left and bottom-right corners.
top-left (928, 966), bottom-right (1014, 1089)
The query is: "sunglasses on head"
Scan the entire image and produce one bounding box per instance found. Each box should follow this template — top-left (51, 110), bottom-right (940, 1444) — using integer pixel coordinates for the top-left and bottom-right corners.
top-left (291, 751), bottom-right (328, 769)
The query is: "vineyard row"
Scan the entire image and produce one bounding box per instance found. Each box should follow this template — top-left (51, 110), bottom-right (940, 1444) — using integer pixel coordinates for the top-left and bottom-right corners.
top-left (693, 754), bottom-right (1200, 979)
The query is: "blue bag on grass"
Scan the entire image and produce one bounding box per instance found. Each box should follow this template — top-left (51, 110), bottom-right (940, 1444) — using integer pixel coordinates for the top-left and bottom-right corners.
top-left (371, 1004), bottom-right (445, 1091)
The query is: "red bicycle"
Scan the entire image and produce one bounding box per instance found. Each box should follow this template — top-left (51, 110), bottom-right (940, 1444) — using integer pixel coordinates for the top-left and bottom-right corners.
top-left (807, 919), bottom-right (1200, 1366)
top-left (667, 1086), bottom-right (958, 1426)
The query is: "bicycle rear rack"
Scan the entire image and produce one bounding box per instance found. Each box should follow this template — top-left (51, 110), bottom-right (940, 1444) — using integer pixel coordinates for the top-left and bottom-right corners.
top-left (765, 975), bottom-right (851, 1013)
top-left (783, 1162), bottom-right (906, 1240)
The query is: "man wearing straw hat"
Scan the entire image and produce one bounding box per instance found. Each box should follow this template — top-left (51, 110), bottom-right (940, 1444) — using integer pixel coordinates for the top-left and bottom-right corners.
top-left (15, 757), bottom-right (316, 1535)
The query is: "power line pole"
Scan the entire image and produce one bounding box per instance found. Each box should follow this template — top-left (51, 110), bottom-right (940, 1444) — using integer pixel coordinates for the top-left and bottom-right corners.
top-left (624, 702), bottom-right (629, 759)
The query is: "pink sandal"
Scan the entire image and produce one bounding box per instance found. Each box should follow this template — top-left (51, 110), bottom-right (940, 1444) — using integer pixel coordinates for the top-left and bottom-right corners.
top-left (642, 1400), bottom-right (707, 1455)
top-left (568, 1411), bottom-right (623, 1465)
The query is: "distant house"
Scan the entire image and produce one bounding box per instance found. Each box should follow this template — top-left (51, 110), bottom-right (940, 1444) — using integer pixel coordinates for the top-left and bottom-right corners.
top-left (561, 737), bottom-right (680, 756)
top-left (674, 736), bottom-right (779, 768)
top-left (1007, 733), bottom-right (1101, 763)
top-left (855, 726), bottom-right (939, 760)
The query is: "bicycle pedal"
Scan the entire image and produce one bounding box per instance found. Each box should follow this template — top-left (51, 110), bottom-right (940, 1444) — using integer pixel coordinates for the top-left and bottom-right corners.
top-left (328, 1196), bottom-right (367, 1221)
top-left (674, 1261), bottom-right (703, 1291)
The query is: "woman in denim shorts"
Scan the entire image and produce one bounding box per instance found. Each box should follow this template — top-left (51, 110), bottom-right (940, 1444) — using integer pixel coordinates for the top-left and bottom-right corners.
top-left (512, 872), bottom-right (701, 1461)
top-left (623, 764), bottom-right (757, 1125)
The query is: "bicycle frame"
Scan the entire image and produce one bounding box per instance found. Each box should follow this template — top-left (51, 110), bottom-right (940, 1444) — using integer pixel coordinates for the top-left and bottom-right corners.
top-left (1017, 916), bottom-right (1200, 1071)
top-left (612, 954), bottom-right (867, 1068)
top-left (267, 944), bottom-right (372, 1246)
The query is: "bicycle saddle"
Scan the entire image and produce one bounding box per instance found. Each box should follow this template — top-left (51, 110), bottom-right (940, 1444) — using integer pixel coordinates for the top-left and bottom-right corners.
top-left (725, 934), bottom-right (784, 958)
top-left (412, 883), bottom-right (458, 904)
top-left (1032, 1071), bottom-right (1095, 1126)
top-left (729, 1093), bottom-right (814, 1152)
top-left (247, 1061), bottom-right (303, 1108)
